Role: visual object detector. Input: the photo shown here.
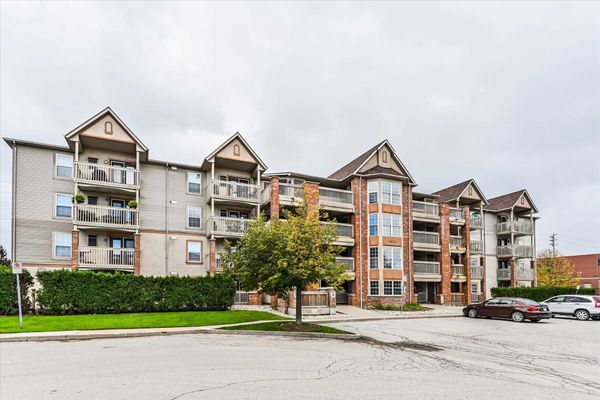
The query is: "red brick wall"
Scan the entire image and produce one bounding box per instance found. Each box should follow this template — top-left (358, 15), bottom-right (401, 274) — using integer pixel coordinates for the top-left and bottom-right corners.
top-left (209, 239), bottom-right (216, 277)
top-left (566, 254), bottom-right (600, 292)
top-left (303, 182), bottom-right (320, 216)
top-left (463, 206), bottom-right (472, 304)
top-left (439, 204), bottom-right (451, 305)
top-left (71, 230), bottom-right (79, 271)
top-left (403, 183), bottom-right (413, 303)
top-left (270, 177), bottom-right (280, 220)
top-left (351, 177), bottom-right (368, 307)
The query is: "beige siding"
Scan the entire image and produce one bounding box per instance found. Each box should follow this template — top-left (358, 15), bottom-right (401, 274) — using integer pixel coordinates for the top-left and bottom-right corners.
top-left (78, 147), bottom-right (136, 165)
top-left (79, 115), bottom-right (134, 144)
top-left (217, 138), bottom-right (257, 164)
top-left (140, 232), bottom-right (209, 277)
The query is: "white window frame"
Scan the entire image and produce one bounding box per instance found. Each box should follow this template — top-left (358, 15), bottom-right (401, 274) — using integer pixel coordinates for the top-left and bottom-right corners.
top-left (369, 247), bottom-right (379, 269)
top-left (383, 247), bottom-right (402, 269)
top-left (186, 241), bottom-right (203, 264)
top-left (187, 206), bottom-right (202, 229)
top-left (471, 282), bottom-right (480, 297)
top-left (54, 193), bottom-right (73, 219)
top-left (187, 171), bottom-right (202, 194)
top-left (55, 153), bottom-right (73, 178)
top-left (393, 281), bottom-right (402, 295)
top-left (52, 232), bottom-right (72, 259)
top-left (383, 281), bottom-right (393, 295)
top-left (368, 181), bottom-right (378, 204)
top-left (368, 213), bottom-right (379, 236)
top-left (369, 281), bottom-right (379, 296)
top-left (382, 214), bottom-right (402, 237)
top-left (381, 181), bottom-right (401, 205)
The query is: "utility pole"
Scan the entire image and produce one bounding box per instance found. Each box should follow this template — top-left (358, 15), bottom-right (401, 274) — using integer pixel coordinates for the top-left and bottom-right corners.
top-left (549, 234), bottom-right (557, 258)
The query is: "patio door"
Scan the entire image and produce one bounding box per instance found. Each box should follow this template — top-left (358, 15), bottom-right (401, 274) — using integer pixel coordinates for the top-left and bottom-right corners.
top-left (111, 161), bottom-right (125, 184)
top-left (111, 199), bottom-right (126, 224)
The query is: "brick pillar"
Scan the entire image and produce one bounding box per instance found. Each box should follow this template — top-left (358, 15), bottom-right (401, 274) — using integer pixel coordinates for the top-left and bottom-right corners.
top-left (463, 207), bottom-right (472, 304)
top-left (351, 177), bottom-right (368, 308)
top-left (134, 233), bottom-right (141, 276)
top-left (531, 259), bottom-right (537, 287)
top-left (403, 184), bottom-right (414, 303)
top-left (270, 177), bottom-right (280, 220)
top-left (439, 204), bottom-right (451, 305)
top-left (510, 259), bottom-right (517, 287)
top-left (71, 230), bottom-right (79, 271)
top-left (303, 182), bottom-right (320, 216)
top-left (209, 238), bottom-right (216, 276)
top-left (481, 256), bottom-right (487, 301)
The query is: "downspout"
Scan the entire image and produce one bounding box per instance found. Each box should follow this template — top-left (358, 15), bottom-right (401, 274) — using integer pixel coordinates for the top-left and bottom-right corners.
top-left (165, 163), bottom-right (169, 276)
top-left (11, 141), bottom-right (17, 261)
top-left (358, 176), bottom-right (363, 309)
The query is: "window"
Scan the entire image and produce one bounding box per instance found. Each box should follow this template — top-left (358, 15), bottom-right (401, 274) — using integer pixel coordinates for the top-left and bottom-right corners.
top-left (88, 196), bottom-right (98, 205)
top-left (383, 247), bottom-right (402, 269)
top-left (471, 282), bottom-right (479, 297)
top-left (55, 154), bottom-right (73, 177)
top-left (369, 247), bottom-right (379, 269)
top-left (381, 181), bottom-right (401, 205)
top-left (188, 207), bottom-right (202, 228)
top-left (368, 213), bottom-right (378, 236)
top-left (187, 241), bottom-right (202, 263)
top-left (382, 151), bottom-right (388, 163)
top-left (368, 181), bottom-right (378, 204)
top-left (187, 172), bottom-right (201, 194)
top-left (382, 214), bottom-right (401, 237)
top-left (597, 257), bottom-right (600, 267)
top-left (382, 280), bottom-right (402, 295)
top-left (370, 281), bottom-right (379, 296)
top-left (88, 235), bottom-right (97, 247)
top-left (87, 157), bottom-right (98, 164)
top-left (383, 281), bottom-right (393, 295)
top-left (219, 209), bottom-right (228, 217)
top-left (393, 281), bottom-right (402, 295)
top-left (105, 121), bottom-right (113, 134)
top-left (233, 144), bottom-right (240, 156)
top-left (55, 194), bottom-right (72, 218)
top-left (53, 233), bottom-right (71, 258)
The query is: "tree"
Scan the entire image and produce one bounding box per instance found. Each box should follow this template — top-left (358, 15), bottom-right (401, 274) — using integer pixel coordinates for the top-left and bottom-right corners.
top-left (0, 245), bottom-right (10, 269)
top-left (221, 203), bottom-right (347, 325)
top-left (536, 249), bottom-right (581, 287)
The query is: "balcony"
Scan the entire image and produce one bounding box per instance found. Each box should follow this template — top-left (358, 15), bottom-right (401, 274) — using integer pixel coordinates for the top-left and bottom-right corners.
top-left (451, 264), bottom-right (466, 276)
top-left (321, 222), bottom-right (354, 245)
top-left (319, 187), bottom-right (354, 212)
top-left (450, 208), bottom-right (465, 224)
top-left (209, 216), bottom-right (254, 238)
top-left (451, 293), bottom-right (465, 306)
top-left (74, 162), bottom-right (140, 190)
top-left (412, 201), bottom-right (440, 222)
top-left (497, 268), bottom-right (511, 280)
top-left (470, 240), bottom-right (483, 254)
top-left (413, 231), bottom-right (441, 252)
top-left (516, 268), bottom-right (534, 282)
top-left (450, 236), bottom-right (466, 253)
top-left (208, 180), bottom-right (260, 203)
top-left (336, 257), bottom-right (355, 273)
top-left (497, 245), bottom-right (533, 258)
top-left (78, 246), bottom-right (134, 272)
top-left (74, 205), bottom-right (139, 230)
top-left (414, 261), bottom-right (441, 282)
top-left (496, 220), bottom-right (534, 236)
top-left (470, 265), bottom-right (484, 280)
top-left (279, 184), bottom-right (304, 205)
top-left (470, 215), bottom-right (483, 230)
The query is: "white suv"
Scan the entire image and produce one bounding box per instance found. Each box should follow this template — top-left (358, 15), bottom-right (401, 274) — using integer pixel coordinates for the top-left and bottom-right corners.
top-left (542, 295), bottom-right (600, 321)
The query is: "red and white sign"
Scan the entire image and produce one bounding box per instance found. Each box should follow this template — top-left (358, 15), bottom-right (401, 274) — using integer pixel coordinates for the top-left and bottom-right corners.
top-left (12, 262), bottom-right (22, 274)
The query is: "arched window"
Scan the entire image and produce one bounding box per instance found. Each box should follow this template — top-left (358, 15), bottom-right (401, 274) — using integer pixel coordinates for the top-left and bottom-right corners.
top-left (233, 144), bottom-right (240, 156)
top-left (104, 121), bottom-right (113, 134)
top-left (382, 151), bottom-right (388, 163)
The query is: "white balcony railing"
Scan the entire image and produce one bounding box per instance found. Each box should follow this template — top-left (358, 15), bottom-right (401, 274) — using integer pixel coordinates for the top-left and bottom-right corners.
top-left (451, 264), bottom-right (465, 276)
top-left (413, 231), bottom-right (440, 245)
top-left (450, 208), bottom-right (465, 223)
top-left (74, 205), bottom-right (139, 229)
top-left (470, 265), bottom-right (484, 280)
top-left (470, 216), bottom-right (483, 229)
top-left (414, 261), bottom-right (440, 274)
top-left (78, 246), bottom-right (134, 271)
top-left (209, 180), bottom-right (260, 202)
top-left (336, 257), bottom-right (355, 272)
top-left (497, 245), bottom-right (533, 258)
top-left (516, 268), bottom-right (534, 281)
top-left (413, 201), bottom-right (439, 218)
top-left (279, 184), bottom-right (304, 199)
top-left (319, 187), bottom-right (353, 208)
top-left (321, 222), bottom-right (354, 238)
top-left (496, 220), bottom-right (534, 235)
top-left (470, 240), bottom-right (483, 254)
top-left (209, 216), bottom-right (253, 237)
top-left (74, 162), bottom-right (140, 189)
top-left (497, 268), bottom-right (511, 280)
top-left (450, 236), bottom-right (465, 252)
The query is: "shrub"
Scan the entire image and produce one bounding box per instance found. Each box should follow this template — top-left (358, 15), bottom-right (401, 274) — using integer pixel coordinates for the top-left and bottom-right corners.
top-left (371, 303), bottom-right (431, 312)
top-left (71, 193), bottom-right (86, 203)
top-left (36, 270), bottom-right (236, 315)
top-left (490, 286), bottom-right (595, 302)
top-left (0, 266), bottom-right (34, 315)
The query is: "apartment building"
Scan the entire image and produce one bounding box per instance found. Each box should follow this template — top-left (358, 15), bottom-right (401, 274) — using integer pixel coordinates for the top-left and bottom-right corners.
top-left (3, 107), bottom-right (539, 307)
top-left (565, 254), bottom-right (600, 294)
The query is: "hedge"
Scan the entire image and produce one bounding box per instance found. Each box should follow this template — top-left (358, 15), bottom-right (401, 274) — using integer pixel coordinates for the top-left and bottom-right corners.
top-left (0, 266), bottom-right (34, 315)
top-left (491, 286), bottom-right (595, 302)
top-left (36, 270), bottom-right (236, 315)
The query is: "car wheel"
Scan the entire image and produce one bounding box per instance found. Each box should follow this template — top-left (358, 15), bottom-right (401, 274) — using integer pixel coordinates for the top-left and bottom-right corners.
top-left (467, 309), bottom-right (479, 318)
top-left (511, 311), bottom-right (525, 323)
top-left (574, 309), bottom-right (590, 321)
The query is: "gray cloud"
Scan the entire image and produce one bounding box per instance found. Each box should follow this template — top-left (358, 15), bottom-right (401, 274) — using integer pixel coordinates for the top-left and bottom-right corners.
top-left (1, 1), bottom-right (599, 255)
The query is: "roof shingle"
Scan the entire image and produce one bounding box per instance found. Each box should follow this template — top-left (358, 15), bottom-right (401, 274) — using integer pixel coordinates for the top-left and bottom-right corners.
top-left (485, 190), bottom-right (527, 211)
top-left (431, 179), bottom-right (473, 203)
top-left (328, 141), bottom-right (385, 180)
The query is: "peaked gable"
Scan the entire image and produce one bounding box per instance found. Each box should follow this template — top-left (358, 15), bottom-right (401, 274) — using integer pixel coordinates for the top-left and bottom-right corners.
top-left (486, 189), bottom-right (538, 213)
top-left (432, 178), bottom-right (488, 204)
top-left (204, 132), bottom-right (267, 171)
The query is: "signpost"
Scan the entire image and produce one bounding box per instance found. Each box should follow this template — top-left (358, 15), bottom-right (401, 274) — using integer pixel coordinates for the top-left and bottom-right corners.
top-left (12, 262), bottom-right (23, 329)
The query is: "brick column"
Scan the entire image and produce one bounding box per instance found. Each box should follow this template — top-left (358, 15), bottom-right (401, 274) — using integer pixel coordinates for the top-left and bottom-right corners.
top-left (510, 259), bottom-right (517, 287)
top-left (71, 230), bottom-right (79, 271)
top-left (531, 259), bottom-right (537, 287)
top-left (270, 177), bottom-right (280, 220)
top-left (303, 182), bottom-right (320, 216)
top-left (481, 256), bottom-right (487, 301)
top-left (463, 207), bottom-right (472, 304)
top-left (403, 184), bottom-right (414, 303)
top-left (209, 238), bottom-right (216, 276)
top-left (351, 177), bottom-right (368, 308)
top-left (439, 204), bottom-right (451, 305)
top-left (134, 233), bottom-right (141, 276)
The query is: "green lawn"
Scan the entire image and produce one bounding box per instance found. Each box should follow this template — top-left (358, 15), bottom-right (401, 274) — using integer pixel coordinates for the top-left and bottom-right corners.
top-left (0, 310), bottom-right (288, 334)
top-left (221, 321), bottom-right (351, 335)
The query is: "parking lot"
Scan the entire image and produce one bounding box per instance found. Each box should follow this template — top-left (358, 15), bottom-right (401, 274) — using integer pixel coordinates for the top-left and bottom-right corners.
top-left (1, 316), bottom-right (599, 400)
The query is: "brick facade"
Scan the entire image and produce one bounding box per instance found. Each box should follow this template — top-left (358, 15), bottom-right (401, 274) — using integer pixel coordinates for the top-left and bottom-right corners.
top-left (209, 239), bottom-right (216, 277)
top-left (403, 183), bottom-right (413, 303)
top-left (71, 230), bottom-right (79, 271)
top-left (439, 204), bottom-right (451, 305)
top-left (269, 177), bottom-right (280, 220)
top-left (351, 177), bottom-right (368, 307)
top-left (463, 206), bottom-right (472, 305)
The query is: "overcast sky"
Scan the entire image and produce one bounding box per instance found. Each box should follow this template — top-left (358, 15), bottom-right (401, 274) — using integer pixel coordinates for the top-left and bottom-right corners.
top-left (1, 1), bottom-right (598, 256)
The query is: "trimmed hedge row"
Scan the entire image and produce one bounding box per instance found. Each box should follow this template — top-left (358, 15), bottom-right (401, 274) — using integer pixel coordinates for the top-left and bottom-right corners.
top-left (491, 286), bottom-right (595, 302)
top-left (36, 270), bottom-right (236, 315)
top-left (0, 267), bottom-right (34, 315)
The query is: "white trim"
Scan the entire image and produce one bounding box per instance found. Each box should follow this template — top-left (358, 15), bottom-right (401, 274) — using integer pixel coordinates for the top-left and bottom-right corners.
top-left (186, 171), bottom-right (203, 195)
top-left (203, 132), bottom-right (267, 171)
top-left (52, 232), bottom-right (72, 259)
top-left (54, 193), bottom-right (73, 219)
top-left (186, 206), bottom-right (203, 230)
top-left (55, 153), bottom-right (74, 179)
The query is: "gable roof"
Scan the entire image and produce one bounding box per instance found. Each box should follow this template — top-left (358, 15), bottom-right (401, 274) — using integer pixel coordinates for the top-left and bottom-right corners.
top-left (485, 189), bottom-right (538, 213)
top-left (203, 132), bottom-right (267, 171)
top-left (328, 140), bottom-right (416, 184)
top-left (64, 107), bottom-right (148, 152)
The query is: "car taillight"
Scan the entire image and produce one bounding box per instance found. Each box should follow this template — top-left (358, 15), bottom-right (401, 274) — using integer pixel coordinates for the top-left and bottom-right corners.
top-left (593, 297), bottom-right (600, 308)
top-left (527, 306), bottom-right (537, 311)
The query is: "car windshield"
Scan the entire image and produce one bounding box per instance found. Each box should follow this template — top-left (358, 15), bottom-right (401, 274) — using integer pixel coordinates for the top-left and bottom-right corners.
top-left (520, 299), bottom-right (540, 306)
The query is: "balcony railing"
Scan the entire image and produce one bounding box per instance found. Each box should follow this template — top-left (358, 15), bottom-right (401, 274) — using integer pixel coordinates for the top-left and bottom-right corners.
top-left (413, 231), bottom-right (440, 245)
top-left (497, 245), bottom-right (533, 258)
top-left (414, 261), bottom-right (440, 274)
top-left (413, 201), bottom-right (439, 219)
top-left (496, 220), bottom-right (534, 235)
top-left (516, 268), bottom-right (534, 281)
top-left (321, 222), bottom-right (353, 238)
top-left (470, 240), bottom-right (483, 254)
top-left (319, 187), bottom-right (353, 209)
top-left (74, 205), bottom-right (139, 229)
top-left (78, 246), bottom-right (134, 271)
top-left (497, 268), bottom-right (511, 280)
top-left (450, 236), bottom-right (465, 252)
top-left (279, 184), bottom-right (304, 199)
top-left (451, 293), bottom-right (465, 306)
top-left (235, 291), bottom-right (249, 304)
top-left (209, 180), bottom-right (260, 202)
top-left (450, 208), bottom-right (465, 223)
top-left (74, 161), bottom-right (140, 189)
top-left (470, 216), bottom-right (483, 229)
top-left (209, 216), bottom-right (254, 237)
top-left (451, 264), bottom-right (465, 276)
top-left (470, 265), bottom-right (484, 280)
top-left (336, 257), bottom-right (355, 272)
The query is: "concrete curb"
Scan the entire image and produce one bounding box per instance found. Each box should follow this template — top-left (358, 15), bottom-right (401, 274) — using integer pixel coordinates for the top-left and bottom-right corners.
top-left (316, 314), bottom-right (463, 324)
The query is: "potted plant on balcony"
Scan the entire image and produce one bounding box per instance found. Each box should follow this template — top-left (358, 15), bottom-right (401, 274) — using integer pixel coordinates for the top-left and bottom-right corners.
top-left (127, 200), bottom-right (138, 209)
top-left (71, 193), bottom-right (86, 204)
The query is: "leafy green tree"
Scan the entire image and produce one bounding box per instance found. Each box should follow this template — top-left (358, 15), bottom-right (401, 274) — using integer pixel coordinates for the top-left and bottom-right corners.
top-left (0, 245), bottom-right (10, 269)
top-left (536, 249), bottom-right (581, 287)
top-left (221, 203), bottom-right (347, 325)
